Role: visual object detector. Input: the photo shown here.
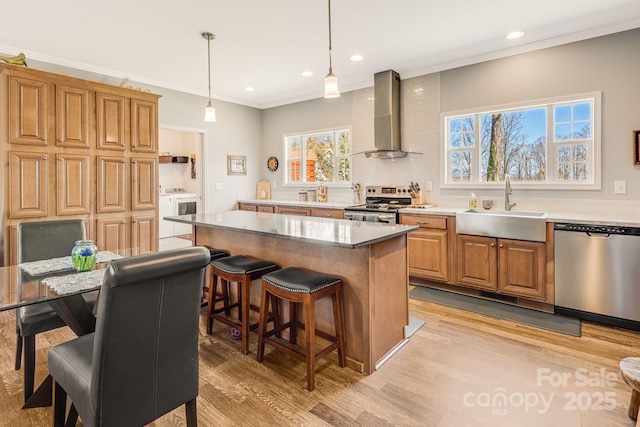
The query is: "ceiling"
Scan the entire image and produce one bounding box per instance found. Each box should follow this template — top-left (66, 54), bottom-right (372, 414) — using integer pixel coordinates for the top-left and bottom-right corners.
top-left (1, 0), bottom-right (639, 109)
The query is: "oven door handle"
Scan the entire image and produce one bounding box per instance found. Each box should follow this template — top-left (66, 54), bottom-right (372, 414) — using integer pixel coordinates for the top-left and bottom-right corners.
top-left (378, 214), bottom-right (396, 221)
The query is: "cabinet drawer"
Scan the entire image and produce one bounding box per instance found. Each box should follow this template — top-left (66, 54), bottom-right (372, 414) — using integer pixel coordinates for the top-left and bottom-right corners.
top-left (401, 215), bottom-right (447, 229)
top-left (257, 205), bottom-right (275, 213)
top-left (238, 203), bottom-right (257, 212)
top-left (313, 208), bottom-right (344, 219)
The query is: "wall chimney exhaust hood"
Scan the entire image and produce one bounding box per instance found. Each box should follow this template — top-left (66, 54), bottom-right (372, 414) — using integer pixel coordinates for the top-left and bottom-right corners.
top-left (363, 70), bottom-right (421, 159)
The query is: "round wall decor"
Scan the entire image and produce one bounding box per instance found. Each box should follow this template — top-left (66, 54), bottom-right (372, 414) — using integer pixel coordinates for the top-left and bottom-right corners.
top-left (267, 156), bottom-right (279, 171)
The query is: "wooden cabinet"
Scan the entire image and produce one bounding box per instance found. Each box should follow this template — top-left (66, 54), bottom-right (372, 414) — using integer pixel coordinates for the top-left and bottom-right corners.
top-left (456, 234), bottom-right (546, 300)
top-left (96, 156), bottom-right (126, 213)
top-left (131, 214), bottom-right (157, 253)
top-left (238, 203), bottom-right (257, 212)
top-left (1, 64), bottom-right (160, 264)
top-left (277, 206), bottom-right (311, 216)
top-left (56, 153), bottom-right (90, 215)
top-left (9, 151), bottom-right (49, 218)
top-left (257, 205), bottom-right (275, 213)
top-left (131, 157), bottom-right (156, 211)
top-left (96, 217), bottom-right (127, 252)
top-left (96, 91), bottom-right (126, 151)
top-left (313, 208), bottom-right (344, 219)
top-left (456, 234), bottom-right (497, 290)
top-left (8, 74), bottom-right (49, 146)
top-left (55, 83), bottom-right (91, 149)
top-left (130, 98), bottom-right (157, 153)
top-left (401, 214), bottom-right (449, 282)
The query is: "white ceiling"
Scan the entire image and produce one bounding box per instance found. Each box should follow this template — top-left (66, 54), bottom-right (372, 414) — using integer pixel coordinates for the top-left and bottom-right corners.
top-left (1, 0), bottom-right (639, 109)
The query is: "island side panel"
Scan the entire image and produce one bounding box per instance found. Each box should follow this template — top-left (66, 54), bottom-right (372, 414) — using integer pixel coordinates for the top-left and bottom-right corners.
top-left (368, 235), bottom-right (410, 367)
top-left (194, 225), bottom-right (371, 373)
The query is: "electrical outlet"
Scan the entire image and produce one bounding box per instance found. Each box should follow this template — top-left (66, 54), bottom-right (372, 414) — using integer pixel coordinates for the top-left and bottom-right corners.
top-left (215, 182), bottom-right (223, 191)
top-left (272, 181), bottom-right (276, 189)
top-left (614, 180), bottom-right (627, 194)
top-left (425, 181), bottom-right (433, 191)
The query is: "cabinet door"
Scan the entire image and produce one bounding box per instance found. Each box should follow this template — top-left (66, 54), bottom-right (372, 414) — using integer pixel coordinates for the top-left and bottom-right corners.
top-left (56, 153), bottom-right (90, 215)
top-left (313, 208), bottom-right (344, 219)
top-left (96, 217), bottom-right (127, 252)
top-left (238, 203), bottom-right (257, 212)
top-left (408, 229), bottom-right (449, 282)
top-left (498, 239), bottom-right (546, 300)
top-left (8, 75), bottom-right (49, 146)
top-left (131, 157), bottom-right (156, 210)
top-left (9, 151), bottom-right (48, 218)
top-left (131, 214), bottom-right (157, 252)
top-left (277, 206), bottom-right (311, 216)
top-left (96, 92), bottom-right (126, 151)
top-left (456, 234), bottom-right (497, 291)
top-left (130, 98), bottom-right (157, 153)
top-left (56, 84), bottom-right (91, 148)
top-left (96, 155), bottom-right (126, 213)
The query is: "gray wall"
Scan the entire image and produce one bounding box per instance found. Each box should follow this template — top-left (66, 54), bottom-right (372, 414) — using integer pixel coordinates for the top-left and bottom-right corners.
top-left (262, 28), bottom-right (640, 213)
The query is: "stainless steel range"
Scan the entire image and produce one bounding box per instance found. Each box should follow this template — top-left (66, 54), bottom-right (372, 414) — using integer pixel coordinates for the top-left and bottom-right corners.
top-left (344, 185), bottom-right (430, 225)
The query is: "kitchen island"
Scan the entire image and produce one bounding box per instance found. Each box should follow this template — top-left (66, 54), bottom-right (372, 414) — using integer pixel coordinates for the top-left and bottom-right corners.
top-left (166, 210), bottom-right (418, 374)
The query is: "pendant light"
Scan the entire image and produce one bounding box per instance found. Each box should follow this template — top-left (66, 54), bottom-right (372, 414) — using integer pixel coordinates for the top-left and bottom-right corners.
top-left (324, 0), bottom-right (340, 98)
top-left (202, 32), bottom-right (217, 122)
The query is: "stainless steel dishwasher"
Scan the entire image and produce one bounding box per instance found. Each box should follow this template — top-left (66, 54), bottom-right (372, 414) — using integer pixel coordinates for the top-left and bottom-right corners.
top-left (555, 222), bottom-right (640, 329)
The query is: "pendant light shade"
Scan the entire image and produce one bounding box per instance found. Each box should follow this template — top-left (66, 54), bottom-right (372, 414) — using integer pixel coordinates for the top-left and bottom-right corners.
top-left (202, 32), bottom-right (217, 122)
top-left (324, 0), bottom-right (340, 98)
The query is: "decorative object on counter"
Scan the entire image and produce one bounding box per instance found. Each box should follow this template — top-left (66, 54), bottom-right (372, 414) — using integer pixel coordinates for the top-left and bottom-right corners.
top-left (0, 52), bottom-right (27, 66)
top-left (351, 183), bottom-right (362, 204)
top-left (202, 31), bottom-right (217, 122)
top-left (468, 192), bottom-right (478, 209)
top-left (227, 155), bottom-right (246, 175)
top-left (190, 154), bottom-right (196, 179)
top-left (172, 156), bottom-right (188, 163)
top-left (317, 183), bottom-right (327, 202)
top-left (306, 188), bottom-right (317, 202)
top-left (118, 78), bottom-right (150, 92)
top-left (159, 152), bottom-right (173, 163)
top-left (482, 199), bottom-right (495, 210)
top-left (267, 156), bottom-right (279, 171)
top-left (256, 180), bottom-right (271, 199)
top-left (634, 130), bottom-right (640, 165)
top-left (323, 0), bottom-right (340, 98)
top-left (71, 240), bottom-right (98, 272)
top-left (299, 190), bottom-right (307, 201)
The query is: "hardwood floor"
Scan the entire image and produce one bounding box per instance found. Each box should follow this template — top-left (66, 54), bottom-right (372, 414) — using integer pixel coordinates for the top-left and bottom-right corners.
top-left (1, 290), bottom-right (639, 426)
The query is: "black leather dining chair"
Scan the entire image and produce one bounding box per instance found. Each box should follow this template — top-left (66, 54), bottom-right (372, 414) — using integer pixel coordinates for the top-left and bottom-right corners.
top-left (15, 219), bottom-right (96, 403)
top-left (48, 246), bottom-right (210, 427)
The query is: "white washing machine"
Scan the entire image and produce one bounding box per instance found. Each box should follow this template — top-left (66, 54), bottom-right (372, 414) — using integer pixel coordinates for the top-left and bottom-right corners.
top-left (161, 188), bottom-right (198, 237)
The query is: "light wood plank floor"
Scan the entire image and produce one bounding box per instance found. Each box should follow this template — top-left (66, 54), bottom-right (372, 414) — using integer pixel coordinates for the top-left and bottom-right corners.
top-left (1, 290), bottom-right (639, 426)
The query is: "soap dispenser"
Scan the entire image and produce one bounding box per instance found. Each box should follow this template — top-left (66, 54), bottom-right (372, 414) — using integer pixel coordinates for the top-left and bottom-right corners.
top-left (469, 193), bottom-right (478, 210)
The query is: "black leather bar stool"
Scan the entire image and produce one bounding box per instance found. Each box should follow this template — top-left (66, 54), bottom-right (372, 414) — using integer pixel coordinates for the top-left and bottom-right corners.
top-left (256, 267), bottom-right (346, 391)
top-left (202, 248), bottom-right (230, 308)
top-left (207, 255), bottom-right (279, 354)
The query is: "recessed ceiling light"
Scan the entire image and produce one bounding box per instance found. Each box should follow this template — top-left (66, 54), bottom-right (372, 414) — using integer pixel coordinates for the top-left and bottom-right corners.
top-left (301, 71), bottom-right (313, 77)
top-left (350, 54), bottom-right (364, 61)
top-left (506, 31), bottom-right (524, 40)
top-left (245, 86), bottom-right (255, 92)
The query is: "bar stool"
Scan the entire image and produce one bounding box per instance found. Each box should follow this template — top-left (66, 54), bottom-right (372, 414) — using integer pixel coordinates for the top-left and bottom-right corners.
top-left (202, 248), bottom-right (230, 308)
top-left (207, 255), bottom-right (279, 354)
top-left (256, 267), bottom-right (346, 391)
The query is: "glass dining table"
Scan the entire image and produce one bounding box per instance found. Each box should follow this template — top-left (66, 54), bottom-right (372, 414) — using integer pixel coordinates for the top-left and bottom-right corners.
top-left (1, 248), bottom-right (148, 408)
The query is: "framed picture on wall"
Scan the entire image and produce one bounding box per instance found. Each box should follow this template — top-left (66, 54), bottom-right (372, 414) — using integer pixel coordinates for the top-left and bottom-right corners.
top-left (634, 130), bottom-right (640, 165)
top-left (227, 155), bottom-right (247, 175)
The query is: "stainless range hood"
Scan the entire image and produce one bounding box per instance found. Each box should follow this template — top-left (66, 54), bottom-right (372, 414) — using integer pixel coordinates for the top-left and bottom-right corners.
top-left (364, 70), bottom-right (421, 159)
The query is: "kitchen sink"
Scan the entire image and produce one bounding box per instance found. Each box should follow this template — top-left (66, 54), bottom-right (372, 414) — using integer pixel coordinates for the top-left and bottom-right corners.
top-left (456, 209), bottom-right (549, 242)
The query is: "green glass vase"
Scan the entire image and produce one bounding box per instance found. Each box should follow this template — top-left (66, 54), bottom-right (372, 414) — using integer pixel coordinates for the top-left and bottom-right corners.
top-left (71, 240), bottom-right (98, 272)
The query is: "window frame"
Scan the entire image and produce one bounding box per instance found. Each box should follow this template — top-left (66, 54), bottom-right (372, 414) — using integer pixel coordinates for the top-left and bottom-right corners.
top-left (440, 92), bottom-right (601, 190)
top-left (283, 126), bottom-right (352, 188)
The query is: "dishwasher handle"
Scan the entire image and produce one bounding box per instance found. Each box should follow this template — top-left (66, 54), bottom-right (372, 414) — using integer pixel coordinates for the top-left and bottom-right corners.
top-left (585, 232), bottom-right (611, 239)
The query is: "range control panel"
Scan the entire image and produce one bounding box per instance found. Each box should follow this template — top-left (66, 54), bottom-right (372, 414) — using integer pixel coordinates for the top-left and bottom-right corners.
top-left (366, 185), bottom-right (413, 196)
top-left (554, 222), bottom-right (640, 236)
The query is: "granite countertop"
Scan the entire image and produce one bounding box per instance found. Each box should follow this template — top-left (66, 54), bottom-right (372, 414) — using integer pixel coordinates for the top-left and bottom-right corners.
top-left (165, 211), bottom-right (418, 249)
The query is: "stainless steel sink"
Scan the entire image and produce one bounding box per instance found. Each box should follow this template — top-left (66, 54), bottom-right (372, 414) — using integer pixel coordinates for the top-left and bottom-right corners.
top-left (456, 209), bottom-right (549, 242)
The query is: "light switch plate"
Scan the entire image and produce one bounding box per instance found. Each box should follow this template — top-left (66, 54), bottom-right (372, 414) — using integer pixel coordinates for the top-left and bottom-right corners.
top-left (614, 180), bottom-right (627, 194)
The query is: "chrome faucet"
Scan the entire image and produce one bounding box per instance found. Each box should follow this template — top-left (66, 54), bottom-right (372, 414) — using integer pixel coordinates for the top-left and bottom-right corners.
top-left (505, 175), bottom-right (516, 211)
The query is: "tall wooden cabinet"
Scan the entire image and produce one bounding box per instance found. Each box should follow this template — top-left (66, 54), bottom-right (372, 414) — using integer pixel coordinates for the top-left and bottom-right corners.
top-left (0, 63), bottom-right (161, 265)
